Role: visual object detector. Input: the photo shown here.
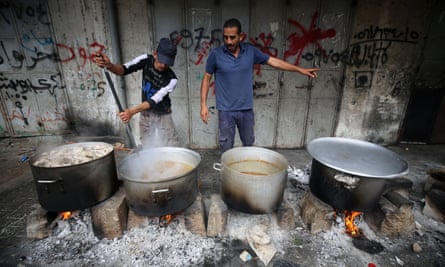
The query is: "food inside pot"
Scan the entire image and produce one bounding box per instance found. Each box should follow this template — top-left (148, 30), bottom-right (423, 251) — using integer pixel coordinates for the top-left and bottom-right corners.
top-left (33, 144), bottom-right (113, 167)
top-left (141, 160), bottom-right (194, 180)
top-left (228, 160), bottom-right (283, 176)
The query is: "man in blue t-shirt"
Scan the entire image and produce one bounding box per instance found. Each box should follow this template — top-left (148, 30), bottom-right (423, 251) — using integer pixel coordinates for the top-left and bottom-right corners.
top-left (200, 18), bottom-right (320, 152)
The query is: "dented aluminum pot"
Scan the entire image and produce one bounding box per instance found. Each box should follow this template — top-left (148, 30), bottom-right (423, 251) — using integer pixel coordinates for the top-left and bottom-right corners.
top-left (30, 142), bottom-right (119, 212)
top-left (118, 147), bottom-right (200, 216)
top-left (307, 137), bottom-right (409, 211)
top-left (213, 147), bottom-right (288, 214)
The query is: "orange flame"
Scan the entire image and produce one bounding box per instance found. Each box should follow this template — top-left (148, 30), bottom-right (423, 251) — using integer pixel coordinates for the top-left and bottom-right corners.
top-left (344, 210), bottom-right (362, 237)
top-left (60, 211), bottom-right (72, 220)
top-left (159, 214), bottom-right (174, 227)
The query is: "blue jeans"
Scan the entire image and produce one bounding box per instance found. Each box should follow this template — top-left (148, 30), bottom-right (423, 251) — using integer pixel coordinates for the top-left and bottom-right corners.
top-left (218, 109), bottom-right (255, 153)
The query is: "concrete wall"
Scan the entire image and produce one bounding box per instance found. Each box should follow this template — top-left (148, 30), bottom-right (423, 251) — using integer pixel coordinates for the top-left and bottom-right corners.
top-left (0, 0), bottom-right (442, 148)
top-left (335, 0), bottom-right (435, 144)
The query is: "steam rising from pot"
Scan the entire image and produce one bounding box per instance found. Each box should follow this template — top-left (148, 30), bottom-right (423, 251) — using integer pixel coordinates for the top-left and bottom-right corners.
top-left (120, 126), bottom-right (191, 182)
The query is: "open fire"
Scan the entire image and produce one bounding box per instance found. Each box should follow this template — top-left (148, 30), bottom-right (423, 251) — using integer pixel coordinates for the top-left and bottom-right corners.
top-left (159, 214), bottom-right (174, 227)
top-left (343, 210), bottom-right (363, 237)
top-left (59, 211), bottom-right (73, 220)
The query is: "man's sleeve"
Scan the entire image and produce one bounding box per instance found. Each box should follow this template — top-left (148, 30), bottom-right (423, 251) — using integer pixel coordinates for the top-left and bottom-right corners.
top-left (150, 79), bottom-right (178, 104)
top-left (123, 54), bottom-right (149, 75)
top-left (253, 47), bottom-right (270, 65)
top-left (205, 51), bottom-right (216, 74)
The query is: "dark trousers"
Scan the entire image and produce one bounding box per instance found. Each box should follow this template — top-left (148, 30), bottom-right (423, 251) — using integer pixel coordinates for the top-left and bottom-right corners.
top-left (218, 109), bottom-right (255, 153)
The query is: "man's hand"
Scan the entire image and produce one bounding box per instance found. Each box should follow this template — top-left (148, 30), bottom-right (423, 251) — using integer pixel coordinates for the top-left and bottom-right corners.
top-left (94, 52), bottom-right (112, 69)
top-left (200, 105), bottom-right (210, 124)
top-left (119, 109), bottom-right (134, 123)
top-left (301, 68), bottom-right (320, 78)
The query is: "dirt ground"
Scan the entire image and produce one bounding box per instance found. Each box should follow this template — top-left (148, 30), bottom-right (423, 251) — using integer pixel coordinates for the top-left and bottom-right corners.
top-left (0, 136), bottom-right (444, 266)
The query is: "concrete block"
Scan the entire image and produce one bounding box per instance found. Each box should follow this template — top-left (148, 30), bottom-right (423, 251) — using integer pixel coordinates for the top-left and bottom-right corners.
top-left (423, 189), bottom-right (445, 223)
top-left (127, 208), bottom-right (149, 230)
top-left (206, 193), bottom-right (228, 237)
top-left (26, 204), bottom-right (50, 240)
top-left (184, 193), bottom-right (206, 237)
top-left (299, 192), bottom-right (334, 234)
top-left (276, 199), bottom-right (296, 230)
top-left (91, 187), bottom-right (128, 239)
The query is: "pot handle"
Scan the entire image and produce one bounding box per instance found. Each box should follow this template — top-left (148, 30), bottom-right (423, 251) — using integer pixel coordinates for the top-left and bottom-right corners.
top-left (213, 162), bottom-right (223, 171)
top-left (152, 188), bottom-right (171, 207)
top-left (37, 178), bottom-right (65, 193)
top-left (37, 179), bottom-right (58, 184)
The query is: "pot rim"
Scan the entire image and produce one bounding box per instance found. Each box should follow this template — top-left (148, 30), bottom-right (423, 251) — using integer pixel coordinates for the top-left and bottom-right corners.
top-left (30, 141), bottom-right (115, 169)
top-left (118, 146), bottom-right (201, 183)
top-left (220, 146), bottom-right (289, 176)
top-left (307, 137), bottom-right (409, 178)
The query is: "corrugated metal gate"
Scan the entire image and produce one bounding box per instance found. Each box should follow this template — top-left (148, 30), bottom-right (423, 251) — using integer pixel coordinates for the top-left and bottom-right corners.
top-left (151, 0), bottom-right (352, 148)
top-left (0, 0), bottom-right (353, 149)
top-left (0, 0), bottom-right (70, 137)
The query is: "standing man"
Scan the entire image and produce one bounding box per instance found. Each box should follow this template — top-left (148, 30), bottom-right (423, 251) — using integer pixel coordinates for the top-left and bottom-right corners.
top-left (200, 18), bottom-right (319, 152)
top-left (95, 38), bottom-right (179, 147)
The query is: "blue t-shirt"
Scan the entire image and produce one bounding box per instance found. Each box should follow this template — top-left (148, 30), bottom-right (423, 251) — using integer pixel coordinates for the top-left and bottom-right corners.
top-left (205, 43), bottom-right (269, 111)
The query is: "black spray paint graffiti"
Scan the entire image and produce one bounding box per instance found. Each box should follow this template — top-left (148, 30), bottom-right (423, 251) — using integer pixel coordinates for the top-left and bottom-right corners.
top-left (170, 28), bottom-right (222, 52)
top-left (300, 25), bottom-right (419, 89)
top-left (352, 25), bottom-right (419, 44)
top-left (0, 72), bottom-right (65, 126)
top-left (0, 72), bottom-right (64, 97)
top-left (0, 40), bottom-right (59, 69)
top-left (301, 26), bottom-right (419, 69)
top-left (0, 1), bottom-right (50, 26)
top-left (1, 0), bottom-right (107, 71)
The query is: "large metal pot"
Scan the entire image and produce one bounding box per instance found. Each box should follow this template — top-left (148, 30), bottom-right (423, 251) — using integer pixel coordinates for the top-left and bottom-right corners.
top-left (307, 137), bottom-right (409, 211)
top-left (213, 147), bottom-right (288, 214)
top-left (118, 147), bottom-right (201, 216)
top-left (30, 142), bottom-right (119, 212)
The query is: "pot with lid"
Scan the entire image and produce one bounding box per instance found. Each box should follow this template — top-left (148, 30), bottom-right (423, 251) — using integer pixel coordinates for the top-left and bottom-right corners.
top-left (307, 137), bottom-right (409, 211)
top-left (118, 147), bottom-right (201, 216)
top-left (30, 142), bottom-right (119, 212)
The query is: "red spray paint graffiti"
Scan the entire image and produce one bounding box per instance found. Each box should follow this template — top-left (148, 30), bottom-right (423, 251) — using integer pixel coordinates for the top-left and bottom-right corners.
top-left (284, 11), bottom-right (336, 65)
top-left (56, 41), bottom-right (106, 67)
top-left (249, 32), bottom-right (278, 57)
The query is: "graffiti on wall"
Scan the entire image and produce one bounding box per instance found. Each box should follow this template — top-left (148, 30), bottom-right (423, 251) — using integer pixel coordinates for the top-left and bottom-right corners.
top-left (168, 11), bottom-right (337, 71)
top-left (349, 25), bottom-right (419, 88)
top-left (0, 0), bottom-right (424, 134)
top-left (284, 12), bottom-right (337, 65)
top-left (1, 36), bottom-right (106, 70)
top-left (0, 71), bottom-right (66, 125)
top-left (0, 1), bottom-right (49, 25)
top-left (79, 71), bottom-right (106, 98)
top-left (165, 11), bottom-right (420, 91)
top-left (0, 0), bottom-right (108, 132)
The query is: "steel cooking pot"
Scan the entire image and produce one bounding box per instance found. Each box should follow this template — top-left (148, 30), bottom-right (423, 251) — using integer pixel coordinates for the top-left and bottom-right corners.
top-left (118, 147), bottom-right (201, 216)
top-left (30, 142), bottom-right (119, 212)
top-left (307, 137), bottom-right (409, 211)
top-left (213, 146), bottom-right (288, 214)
